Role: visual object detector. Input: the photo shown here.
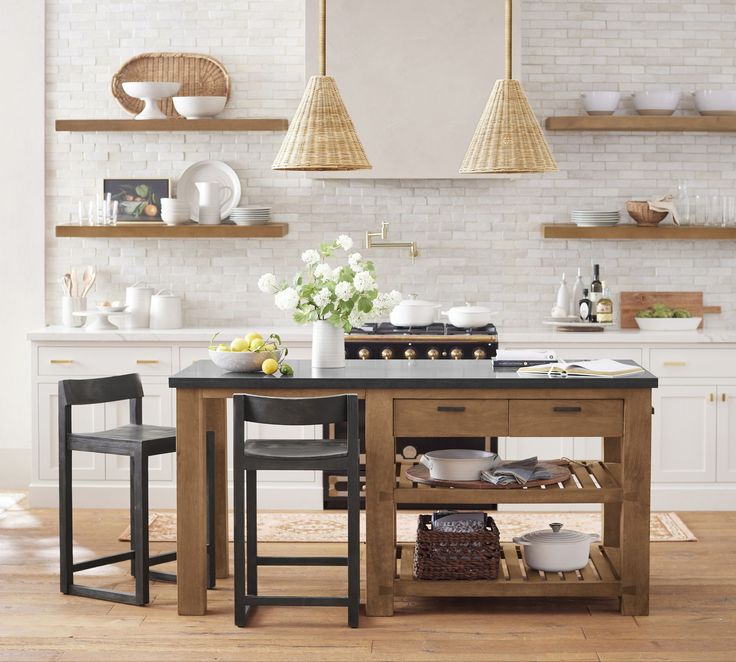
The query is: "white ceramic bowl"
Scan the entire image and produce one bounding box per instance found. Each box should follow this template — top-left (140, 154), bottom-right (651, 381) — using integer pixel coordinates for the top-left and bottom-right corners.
top-left (513, 523), bottom-right (599, 573)
top-left (632, 91), bottom-right (680, 116)
top-left (581, 91), bottom-right (620, 115)
top-left (172, 96), bottom-right (227, 119)
top-left (694, 90), bottom-right (736, 116)
top-left (209, 348), bottom-right (284, 373)
top-left (122, 82), bottom-right (180, 120)
top-left (634, 316), bottom-right (701, 331)
top-left (419, 449), bottom-right (499, 481)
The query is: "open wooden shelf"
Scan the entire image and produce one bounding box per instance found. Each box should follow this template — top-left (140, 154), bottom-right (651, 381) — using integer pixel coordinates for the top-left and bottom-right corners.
top-left (55, 223), bottom-right (289, 239)
top-left (542, 224), bottom-right (736, 240)
top-left (545, 115), bottom-right (736, 132)
top-left (55, 118), bottom-right (288, 132)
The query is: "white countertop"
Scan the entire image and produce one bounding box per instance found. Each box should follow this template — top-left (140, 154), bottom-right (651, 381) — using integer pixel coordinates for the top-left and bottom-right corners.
top-left (27, 325), bottom-right (736, 344)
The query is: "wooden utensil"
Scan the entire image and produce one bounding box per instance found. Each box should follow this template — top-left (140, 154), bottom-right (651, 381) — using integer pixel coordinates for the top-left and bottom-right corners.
top-left (81, 266), bottom-right (95, 298)
top-left (70, 268), bottom-right (77, 297)
top-left (619, 291), bottom-right (721, 329)
top-left (81, 271), bottom-right (96, 298)
top-left (62, 273), bottom-right (72, 296)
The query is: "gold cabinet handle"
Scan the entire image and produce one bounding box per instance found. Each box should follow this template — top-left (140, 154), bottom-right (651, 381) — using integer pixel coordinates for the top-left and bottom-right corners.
top-left (709, 393), bottom-right (715, 402)
top-left (723, 393), bottom-right (728, 402)
top-left (136, 359), bottom-right (160, 365)
top-left (49, 359), bottom-right (74, 364)
top-left (663, 361), bottom-right (687, 367)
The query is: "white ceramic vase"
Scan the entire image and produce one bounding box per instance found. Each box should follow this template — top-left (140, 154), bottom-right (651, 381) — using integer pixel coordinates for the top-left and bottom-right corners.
top-left (311, 320), bottom-right (345, 368)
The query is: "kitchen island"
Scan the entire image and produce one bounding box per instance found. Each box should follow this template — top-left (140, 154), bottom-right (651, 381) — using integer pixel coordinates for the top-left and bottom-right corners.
top-left (169, 359), bottom-right (657, 618)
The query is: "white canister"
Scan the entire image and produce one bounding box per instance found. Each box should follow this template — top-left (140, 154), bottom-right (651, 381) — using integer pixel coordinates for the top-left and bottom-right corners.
top-left (125, 282), bottom-right (154, 329)
top-left (62, 296), bottom-right (86, 328)
top-left (149, 289), bottom-right (183, 329)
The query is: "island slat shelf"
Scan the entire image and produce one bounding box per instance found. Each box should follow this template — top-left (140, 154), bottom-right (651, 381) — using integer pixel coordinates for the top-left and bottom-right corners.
top-left (394, 543), bottom-right (621, 598)
top-left (545, 116), bottom-right (736, 132)
top-left (55, 223), bottom-right (289, 239)
top-left (542, 224), bottom-right (736, 240)
top-left (55, 118), bottom-right (288, 132)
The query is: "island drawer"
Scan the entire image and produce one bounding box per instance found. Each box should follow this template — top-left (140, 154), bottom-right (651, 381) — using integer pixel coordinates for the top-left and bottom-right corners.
top-left (393, 399), bottom-right (509, 437)
top-left (508, 400), bottom-right (623, 437)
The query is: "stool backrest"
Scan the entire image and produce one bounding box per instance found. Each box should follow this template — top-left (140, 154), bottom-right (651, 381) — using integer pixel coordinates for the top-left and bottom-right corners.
top-left (234, 393), bottom-right (357, 427)
top-left (58, 374), bottom-right (144, 431)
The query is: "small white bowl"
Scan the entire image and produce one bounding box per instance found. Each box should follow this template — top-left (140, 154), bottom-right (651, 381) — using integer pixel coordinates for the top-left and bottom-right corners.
top-left (172, 96), bottom-right (227, 119)
top-left (632, 91), bottom-right (681, 116)
top-left (122, 82), bottom-right (181, 120)
top-left (634, 316), bottom-right (702, 331)
top-left (209, 349), bottom-right (283, 373)
top-left (581, 91), bottom-right (620, 115)
top-left (694, 90), bottom-right (736, 116)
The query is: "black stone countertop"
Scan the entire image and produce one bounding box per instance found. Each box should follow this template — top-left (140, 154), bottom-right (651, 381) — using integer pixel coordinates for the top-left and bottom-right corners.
top-left (170, 359), bottom-right (658, 390)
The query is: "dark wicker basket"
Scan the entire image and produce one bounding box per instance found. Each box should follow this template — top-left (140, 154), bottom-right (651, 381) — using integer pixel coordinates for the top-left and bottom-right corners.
top-left (413, 514), bottom-right (501, 581)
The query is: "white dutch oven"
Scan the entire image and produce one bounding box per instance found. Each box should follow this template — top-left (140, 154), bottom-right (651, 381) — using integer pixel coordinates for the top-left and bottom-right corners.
top-left (513, 523), bottom-right (599, 572)
top-left (419, 449), bottom-right (499, 481)
top-left (389, 295), bottom-right (439, 327)
top-left (149, 289), bottom-right (183, 329)
top-left (441, 303), bottom-right (494, 329)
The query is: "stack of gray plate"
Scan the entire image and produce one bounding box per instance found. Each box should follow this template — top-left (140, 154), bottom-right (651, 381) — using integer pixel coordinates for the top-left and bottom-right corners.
top-left (229, 207), bottom-right (271, 226)
top-left (570, 209), bottom-right (620, 227)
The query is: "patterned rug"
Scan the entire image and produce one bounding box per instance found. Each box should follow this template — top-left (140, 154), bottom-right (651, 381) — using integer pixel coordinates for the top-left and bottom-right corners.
top-left (0, 492), bottom-right (25, 516)
top-left (119, 511), bottom-right (696, 543)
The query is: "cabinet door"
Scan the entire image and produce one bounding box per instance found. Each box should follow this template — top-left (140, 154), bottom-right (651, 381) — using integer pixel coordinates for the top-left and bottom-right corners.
top-left (38, 383), bottom-right (107, 480)
top-left (717, 386), bottom-right (736, 482)
top-left (652, 384), bottom-right (716, 482)
top-left (104, 381), bottom-right (174, 481)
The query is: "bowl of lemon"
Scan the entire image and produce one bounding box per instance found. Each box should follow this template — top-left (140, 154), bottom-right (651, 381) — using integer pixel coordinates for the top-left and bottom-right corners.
top-left (208, 331), bottom-right (292, 375)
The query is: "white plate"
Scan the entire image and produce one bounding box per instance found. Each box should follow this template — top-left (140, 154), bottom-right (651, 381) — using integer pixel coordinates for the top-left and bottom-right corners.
top-left (634, 316), bottom-right (701, 331)
top-left (542, 319), bottom-right (608, 329)
top-left (176, 160), bottom-right (242, 222)
top-left (574, 221), bottom-right (619, 227)
top-left (232, 218), bottom-right (269, 226)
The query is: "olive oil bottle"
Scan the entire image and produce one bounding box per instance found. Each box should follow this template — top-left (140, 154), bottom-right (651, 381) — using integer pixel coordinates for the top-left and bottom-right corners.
top-left (595, 282), bottom-right (614, 324)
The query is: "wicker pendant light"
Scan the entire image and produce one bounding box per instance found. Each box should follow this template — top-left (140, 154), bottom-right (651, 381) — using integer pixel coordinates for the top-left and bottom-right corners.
top-left (272, 0), bottom-right (370, 171)
top-left (460, 0), bottom-right (556, 174)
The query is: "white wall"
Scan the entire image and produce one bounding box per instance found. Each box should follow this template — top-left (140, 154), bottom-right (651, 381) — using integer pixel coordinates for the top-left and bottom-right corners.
top-left (0, 1), bottom-right (45, 486)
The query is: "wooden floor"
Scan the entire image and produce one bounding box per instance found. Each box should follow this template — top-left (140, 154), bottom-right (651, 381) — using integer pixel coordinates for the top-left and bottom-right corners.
top-left (1, 502), bottom-right (736, 662)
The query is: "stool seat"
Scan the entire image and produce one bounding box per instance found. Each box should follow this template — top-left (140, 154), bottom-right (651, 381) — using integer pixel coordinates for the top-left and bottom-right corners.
top-left (69, 424), bottom-right (176, 456)
top-left (244, 438), bottom-right (348, 461)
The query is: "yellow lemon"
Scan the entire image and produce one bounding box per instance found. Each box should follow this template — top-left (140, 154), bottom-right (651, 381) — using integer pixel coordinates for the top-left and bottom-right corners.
top-left (249, 338), bottom-right (265, 352)
top-left (261, 358), bottom-right (278, 375)
top-left (245, 331), bottom-right (263, 345)
top-left (230, 337), bottom-right (248, 352)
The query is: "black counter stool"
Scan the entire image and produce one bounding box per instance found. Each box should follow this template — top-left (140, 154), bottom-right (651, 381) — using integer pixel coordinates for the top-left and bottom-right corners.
top-left (58, 373), bottom-right (216, 605)
top-left (233, 393), bottom-right (360, 628)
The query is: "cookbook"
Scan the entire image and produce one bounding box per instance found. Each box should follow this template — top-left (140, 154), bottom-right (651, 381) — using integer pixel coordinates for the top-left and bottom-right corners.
top-left (517, 359), bottom-right (644, 377)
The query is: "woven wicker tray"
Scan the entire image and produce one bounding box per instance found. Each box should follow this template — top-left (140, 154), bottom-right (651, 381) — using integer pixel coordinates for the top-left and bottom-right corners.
top-left (405, 460), bottom-right (571, 489)
top-left (111, 52), bottom-right (230, 118)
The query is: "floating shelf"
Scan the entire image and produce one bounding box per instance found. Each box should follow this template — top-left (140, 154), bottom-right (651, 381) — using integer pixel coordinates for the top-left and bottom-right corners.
top-left (542, 224), bottom-right (736, 240)
top-left (55, 223), bottom-right (289, 239)
top-left (545, 116), bottom-right (736, 132)
top-left (55, 118), bottom-right (288, 132)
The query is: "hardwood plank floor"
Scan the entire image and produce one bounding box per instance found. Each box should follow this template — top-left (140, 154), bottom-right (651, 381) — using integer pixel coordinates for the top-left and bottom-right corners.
top-left (1, 500), bottom-right (735, 661)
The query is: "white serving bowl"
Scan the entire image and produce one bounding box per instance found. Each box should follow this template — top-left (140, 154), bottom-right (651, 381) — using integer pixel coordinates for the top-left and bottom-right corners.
top-left (122, 82), bottom-right (181, 120)
top-left (209, 348), bottom-right (284, 373)
top-left (172, 96), bottom-right (227, 119)
top-left (634, 316), bottom-right (702, 331)
top-left (581, 91), bottom-right (620, 115)
top-left (632, 91), bottom-right (681, 116)
top-left (694, 90), bottom-right (736, 116)
top-left (419, 449), bottom-right (499, 481)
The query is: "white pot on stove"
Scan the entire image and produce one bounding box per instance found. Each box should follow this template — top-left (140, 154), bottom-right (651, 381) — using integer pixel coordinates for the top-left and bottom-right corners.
top-left (441, 303), bottom-right (495, 329)
top-left (389, 294), bottom-right (440, 327)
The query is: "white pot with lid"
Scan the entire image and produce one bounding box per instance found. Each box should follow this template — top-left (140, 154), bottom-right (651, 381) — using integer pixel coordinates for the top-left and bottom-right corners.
top-left (441, 303), bottom-right (495, 329)
top-left (389, 294), bottom-right (440, 327)
top-left (513, 523), bottom-right (599, 572)
top-left (149, 289), bottom-right (183, 329)
top-left (124, 282), bottom-right (154, 329)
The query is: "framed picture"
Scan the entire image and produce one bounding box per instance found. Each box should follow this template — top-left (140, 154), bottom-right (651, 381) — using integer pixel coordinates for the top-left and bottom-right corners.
top-left (103, 178), bottom-right (170, 222)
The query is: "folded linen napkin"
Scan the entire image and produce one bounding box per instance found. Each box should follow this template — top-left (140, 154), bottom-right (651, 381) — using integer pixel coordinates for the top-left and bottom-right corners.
top-left (481, 456), bottom-right (554, 486)
top-left (648, 194), bottom-right (680, 225)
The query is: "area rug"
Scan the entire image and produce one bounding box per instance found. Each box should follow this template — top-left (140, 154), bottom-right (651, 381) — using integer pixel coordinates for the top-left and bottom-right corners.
top-left (119, 511), bottom-right (696, 543)
top-left (0, 492), bottom-right (25, 516)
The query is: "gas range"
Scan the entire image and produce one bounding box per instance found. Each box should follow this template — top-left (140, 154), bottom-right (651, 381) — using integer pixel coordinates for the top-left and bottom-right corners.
top-left (345, 322), bottom-right (498, 361)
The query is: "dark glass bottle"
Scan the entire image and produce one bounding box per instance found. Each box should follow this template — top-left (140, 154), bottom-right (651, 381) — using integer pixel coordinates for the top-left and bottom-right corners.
top-left (579, 288), bottom-right (593, 322)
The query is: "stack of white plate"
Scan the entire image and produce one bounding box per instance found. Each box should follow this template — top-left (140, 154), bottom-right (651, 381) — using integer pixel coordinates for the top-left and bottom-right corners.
top-left (161, 198), bottom-right (192, 225)
top-left (570, 209), bottom-right (620, 227)
top-left (229, 206), bottom-right (271, 226)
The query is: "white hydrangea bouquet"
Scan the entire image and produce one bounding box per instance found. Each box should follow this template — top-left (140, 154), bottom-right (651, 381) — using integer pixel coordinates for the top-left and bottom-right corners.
top-left (259, 234), bottom-right (401, 332)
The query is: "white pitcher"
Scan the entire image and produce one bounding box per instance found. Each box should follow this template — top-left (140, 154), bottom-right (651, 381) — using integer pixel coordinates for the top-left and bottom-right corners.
top-left (195, 181), bottom-right (231, 209)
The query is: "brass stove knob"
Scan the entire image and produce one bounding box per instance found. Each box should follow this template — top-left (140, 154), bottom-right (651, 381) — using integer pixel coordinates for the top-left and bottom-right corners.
top-left (404, 347), bottom-right (417, 360)
top-left (450, 348), bottom-right (463, 360)
top-left (427, 348), bottom-right (440, 360)
top-left (381, 348), bottom-right (393, 360)
top-left (473, 348), bottom-right (487, 360)
top-left (358, 348), bottom-right (370, 360)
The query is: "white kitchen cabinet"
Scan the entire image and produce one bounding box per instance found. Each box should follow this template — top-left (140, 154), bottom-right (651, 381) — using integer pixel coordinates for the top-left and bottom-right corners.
top-left (503, 436), bottom-right (574, 462)
top-left (717, 387), bottom-right (736, 482)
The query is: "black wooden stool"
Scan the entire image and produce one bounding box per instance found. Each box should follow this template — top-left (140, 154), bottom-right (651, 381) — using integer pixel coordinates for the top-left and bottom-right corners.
top-left (58, 373), bottom-right (216, 605)
top-left (233, 393), bottom-right (360, 628)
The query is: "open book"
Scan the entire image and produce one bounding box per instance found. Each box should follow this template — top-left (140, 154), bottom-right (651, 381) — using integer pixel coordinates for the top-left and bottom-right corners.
top-left (517, 359), bottom-right (644, 377)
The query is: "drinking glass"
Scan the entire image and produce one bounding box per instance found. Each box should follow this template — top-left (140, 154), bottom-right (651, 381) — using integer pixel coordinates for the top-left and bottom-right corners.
top-left (695, 194), bottom-right (708, 226)
top-left (709, 195), bottom-right (721, 226)
top-left (723, 196), bottom-right (736, 228)
top-left (675, 180), bottom-right (691, 225)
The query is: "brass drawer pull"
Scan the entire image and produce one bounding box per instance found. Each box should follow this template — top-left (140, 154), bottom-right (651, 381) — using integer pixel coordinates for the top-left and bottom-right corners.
top-left (663, 361), bottom-right (687, 367)
top-left (437, 406), bottom-right (465, 413)
top-left (722, 393), bottom-right (728, 402)
top-left (553, 406), bottom-right (582, 413)
top-left (709, 393), bottom-right (715, 402)
top-left (136, 359), bottom-right (160, 365)
top-left (49, 359), bottom-right (74, 364)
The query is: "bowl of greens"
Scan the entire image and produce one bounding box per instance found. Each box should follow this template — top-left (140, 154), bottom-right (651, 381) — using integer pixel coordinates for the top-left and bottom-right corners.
top-left (634, 304), bottom-right (701, 331)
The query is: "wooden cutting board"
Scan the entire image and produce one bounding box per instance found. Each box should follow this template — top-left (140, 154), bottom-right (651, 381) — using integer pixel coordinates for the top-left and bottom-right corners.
top-left (619, 291), bottom-right (721, 329)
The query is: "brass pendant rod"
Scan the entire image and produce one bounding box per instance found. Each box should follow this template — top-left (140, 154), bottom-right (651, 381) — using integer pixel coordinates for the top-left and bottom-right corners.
top-left (505, 0), bottom-right (512, 80)
top-left (319, 0), bottom-right (327, 76)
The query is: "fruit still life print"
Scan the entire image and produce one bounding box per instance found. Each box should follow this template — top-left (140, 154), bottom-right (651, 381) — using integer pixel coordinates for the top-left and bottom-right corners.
top-left (103, 179), bottom-right (170, 221)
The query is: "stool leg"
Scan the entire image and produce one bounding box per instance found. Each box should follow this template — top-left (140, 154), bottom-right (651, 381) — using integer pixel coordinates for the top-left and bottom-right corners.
top-left (129, 458), bottom-right (136, 577)
top-left (132, 451), bottom-right (150, 605)
top-left (346, 459), bottom-right (360, 628)
top-left (206, 432), bottom-right (216, 590)
top-left (233, 456), bottom-right (245, 626)
top-left (246, 469), bottom-right (258, 598)
top-left (59, 439), bottom-right (73, 595)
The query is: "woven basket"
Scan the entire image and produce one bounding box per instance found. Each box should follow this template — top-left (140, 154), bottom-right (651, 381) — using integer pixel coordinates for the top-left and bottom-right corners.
top-left (111, 53), bottom-right (230, 118)
top-left (413, 515), bottom-right (501, 581)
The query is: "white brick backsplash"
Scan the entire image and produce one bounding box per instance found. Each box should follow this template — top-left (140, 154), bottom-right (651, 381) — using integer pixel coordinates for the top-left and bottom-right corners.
top-left (46, 0), bottom-right (736, 331)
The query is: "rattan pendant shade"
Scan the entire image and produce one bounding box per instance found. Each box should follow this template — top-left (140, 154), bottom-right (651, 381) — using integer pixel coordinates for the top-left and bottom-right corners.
top-left (272, 0), bottom-right (370, 171)
top-left (460, 0), bottom-right (556, 174)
